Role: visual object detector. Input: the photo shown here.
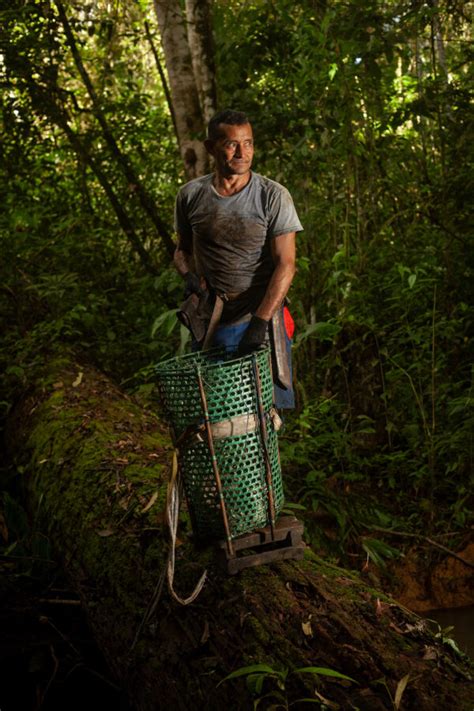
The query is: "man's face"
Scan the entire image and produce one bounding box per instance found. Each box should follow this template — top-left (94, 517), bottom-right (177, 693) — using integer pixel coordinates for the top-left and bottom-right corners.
top-left (207, 123), bottom-right (254, 178)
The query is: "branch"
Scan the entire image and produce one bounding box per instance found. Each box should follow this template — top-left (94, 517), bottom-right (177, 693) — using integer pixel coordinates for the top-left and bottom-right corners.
top-left (54, 0), bottom-right (175, 257)
top-left (369, 525), bottom-right (474, 569)
top-left (143, 19), bottom-right (178, 140)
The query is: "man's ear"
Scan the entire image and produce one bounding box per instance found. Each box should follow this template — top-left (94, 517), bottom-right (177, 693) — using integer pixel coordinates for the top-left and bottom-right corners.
top-left (204, 139), bottom-right (215, 156)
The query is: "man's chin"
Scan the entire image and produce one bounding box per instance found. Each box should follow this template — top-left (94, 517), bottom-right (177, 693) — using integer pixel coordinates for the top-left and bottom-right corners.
top-left (227, 164), bottom-right (251, 175)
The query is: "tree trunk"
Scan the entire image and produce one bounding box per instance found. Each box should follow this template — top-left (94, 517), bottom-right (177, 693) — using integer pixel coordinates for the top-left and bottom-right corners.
top-left (7, 358), bottom-right (474, 711)
top-left (153, 0), bottom-right (210, 179)
top-left (185, 0), bottom-right (217, 124)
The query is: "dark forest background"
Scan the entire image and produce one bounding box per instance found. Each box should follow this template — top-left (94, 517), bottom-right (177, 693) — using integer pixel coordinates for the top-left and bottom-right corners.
top-left (1, 0), bottom-right (472, 566)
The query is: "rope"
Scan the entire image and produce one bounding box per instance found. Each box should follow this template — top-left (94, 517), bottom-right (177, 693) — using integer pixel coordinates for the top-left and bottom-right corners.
top-left (166, 451), bottom-right (207, 605)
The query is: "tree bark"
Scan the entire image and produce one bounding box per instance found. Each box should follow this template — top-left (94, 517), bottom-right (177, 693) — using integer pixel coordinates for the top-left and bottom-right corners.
top-left (6, 357), bottom-right (474, 711)
top-left (153, 0), bottom-right (210, 179)
top-left (185, 0), bottom-right (217, 124)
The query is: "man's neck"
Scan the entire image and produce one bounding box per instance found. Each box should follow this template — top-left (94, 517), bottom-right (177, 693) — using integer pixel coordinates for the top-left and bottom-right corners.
top-left (213, 171), bottom-right (251, 196)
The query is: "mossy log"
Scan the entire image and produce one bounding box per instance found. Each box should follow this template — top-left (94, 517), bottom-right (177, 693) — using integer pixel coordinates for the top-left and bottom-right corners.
top-left (7, 358), bottom-right (473, 711)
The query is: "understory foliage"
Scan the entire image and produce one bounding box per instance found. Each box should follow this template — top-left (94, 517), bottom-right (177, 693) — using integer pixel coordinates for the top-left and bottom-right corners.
top-left (1, 0), bottom-right (473, 556)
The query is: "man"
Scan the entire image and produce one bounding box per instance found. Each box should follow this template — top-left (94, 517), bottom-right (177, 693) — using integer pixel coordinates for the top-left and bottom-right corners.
top-left (174, 109), bottom-right (303, 408)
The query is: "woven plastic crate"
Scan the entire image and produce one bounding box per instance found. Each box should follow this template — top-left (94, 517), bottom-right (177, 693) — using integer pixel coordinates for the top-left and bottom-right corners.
top-left (155, 348), bottom-right (284, 539)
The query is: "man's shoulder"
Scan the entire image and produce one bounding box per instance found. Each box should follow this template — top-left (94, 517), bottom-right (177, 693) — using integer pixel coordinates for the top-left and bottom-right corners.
top-left (251, 172), bottom-right (291, 197)
top-left (177, 174), bottom-right (213, 200)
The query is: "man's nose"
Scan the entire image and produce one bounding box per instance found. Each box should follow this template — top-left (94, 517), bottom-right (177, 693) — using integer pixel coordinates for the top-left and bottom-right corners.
top-left (234, 142), bottom-right (242, 157)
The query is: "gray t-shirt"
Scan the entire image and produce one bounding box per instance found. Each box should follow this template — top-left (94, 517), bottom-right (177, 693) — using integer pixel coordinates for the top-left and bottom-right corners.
top-left (175, 172), bottom-right (303, 322)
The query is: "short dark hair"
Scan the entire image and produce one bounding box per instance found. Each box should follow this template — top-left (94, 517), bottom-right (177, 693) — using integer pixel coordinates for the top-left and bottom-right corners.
top-left (207, 109), bottom-right (250, 141)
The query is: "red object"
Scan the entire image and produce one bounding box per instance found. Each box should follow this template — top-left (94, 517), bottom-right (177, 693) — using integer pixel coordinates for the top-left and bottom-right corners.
top-left (283, 306), bottom-right (295, 339)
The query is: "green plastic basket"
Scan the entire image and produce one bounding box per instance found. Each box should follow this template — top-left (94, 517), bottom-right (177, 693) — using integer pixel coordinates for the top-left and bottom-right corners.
top-left (155, 348), bottom-right (284, 539)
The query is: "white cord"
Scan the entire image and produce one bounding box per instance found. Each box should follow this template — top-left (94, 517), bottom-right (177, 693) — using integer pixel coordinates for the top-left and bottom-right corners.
top-left (166, 453), bottom-right (207, 605)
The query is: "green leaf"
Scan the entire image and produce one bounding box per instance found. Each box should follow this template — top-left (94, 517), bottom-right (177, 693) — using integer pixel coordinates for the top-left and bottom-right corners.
top-left (328, 63), bottom-right (338, 80)
top-left (281, 502), bottom-right (306, 511)
top-left (179, 323), bottom-right (191, 356)
top-left (294, 667), bottom-right (357, 683)
top-left (295, 321), bottom-right (341, 344)
top-left (362, 538), bottom-right (401, 567)
top-left (151, 309), bottom-right (179, 338)
top-left (217, 664), bottom-right (279, 687)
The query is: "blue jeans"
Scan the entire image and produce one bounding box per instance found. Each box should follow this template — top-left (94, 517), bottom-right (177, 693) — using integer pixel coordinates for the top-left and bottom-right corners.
top-left (213, 319), bottom-right (295, 409)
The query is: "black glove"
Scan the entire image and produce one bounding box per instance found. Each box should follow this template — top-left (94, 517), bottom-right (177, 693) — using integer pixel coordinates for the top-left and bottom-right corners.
top-left (238, 315), bottom-right (269, 355)
top-left (184, 272), bottom-right (203, 298)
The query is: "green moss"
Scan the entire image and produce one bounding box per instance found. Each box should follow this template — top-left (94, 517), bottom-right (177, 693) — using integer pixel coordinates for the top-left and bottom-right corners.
top-left (120, 461), bottom-right (165, 483)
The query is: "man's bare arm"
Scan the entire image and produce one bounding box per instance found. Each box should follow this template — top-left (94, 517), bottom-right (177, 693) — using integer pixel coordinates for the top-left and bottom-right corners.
top-left (254, 232), bottom-right (296, 321)
top-left (173, 239), bottom-right (194, 277)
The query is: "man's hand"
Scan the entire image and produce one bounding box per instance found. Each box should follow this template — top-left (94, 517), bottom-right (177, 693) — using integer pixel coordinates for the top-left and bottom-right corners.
top-left (238, 315), bottom-right (269, 355)
top-left (184, 272), bottom-right (203, 298)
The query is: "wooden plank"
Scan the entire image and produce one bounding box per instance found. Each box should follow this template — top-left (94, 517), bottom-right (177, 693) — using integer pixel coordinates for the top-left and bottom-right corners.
top-left (218, 516), bottom-right (304, 553)
top-left (226, 542), bottom-right (306, 575)
top-left (217, 516), bottom-right (306, 574)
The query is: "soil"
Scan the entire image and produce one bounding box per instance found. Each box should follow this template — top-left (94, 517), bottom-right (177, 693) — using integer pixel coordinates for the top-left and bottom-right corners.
top-left (389, 542), bottom-right (474, 613)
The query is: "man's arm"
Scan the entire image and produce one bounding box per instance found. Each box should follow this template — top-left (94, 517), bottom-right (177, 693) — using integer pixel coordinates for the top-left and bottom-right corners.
top-left (173, 240), bottom-right (194, 277)
top-left (255, 232), bottom-right (296, 321)
top-left (174, 237), bottom-right (204, 296)
top-left (237, 232), bottom-right (296, 354)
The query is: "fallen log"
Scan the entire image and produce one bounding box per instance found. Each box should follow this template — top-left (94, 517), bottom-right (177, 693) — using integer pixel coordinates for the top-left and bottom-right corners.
top-left (7, 357), bottom-right (473, 710)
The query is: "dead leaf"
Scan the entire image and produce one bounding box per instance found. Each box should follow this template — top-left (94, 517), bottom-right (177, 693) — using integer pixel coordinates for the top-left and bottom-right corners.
top-left (118, 495), bottom-right (133, 510)
top-left (115, 458), bottom-right (129, 465)
top-left (116, 439), bottom-right (135, 450)
top-left (53, 381), bottom-right (64, 389)
top-left (97, 529), bottom-right (114, 537)
top-left (335, 576), bottom-right (354, 587)
top-left (389, 622), bottom-right (405, 634)
top-left (404, 621), bottom-right (426, 634)
top-left (302, 619), bottom-right (313, 637)
top-left (422, 646), bottom-right (438, 661)
top-left (72, 371), bottom-right (84, 388)
top-left (314, 690), bottom-right (340, 709)
top-left (141, 490), bottom-right (158, 513)
top-left (38, 458), bottom-right (49, 465)
top-left (375, 598), bottom-right (390, 618)
top-left (394, 674), bottom-right (410, 709)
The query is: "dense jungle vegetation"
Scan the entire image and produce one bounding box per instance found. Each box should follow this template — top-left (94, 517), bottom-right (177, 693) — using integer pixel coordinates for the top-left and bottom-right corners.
top-left (1, 0), bottom-right (472, 571)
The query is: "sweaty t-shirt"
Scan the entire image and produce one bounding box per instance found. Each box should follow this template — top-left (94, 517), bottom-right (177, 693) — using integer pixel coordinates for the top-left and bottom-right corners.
top-left (174, 172), bottom-right (303, 322)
